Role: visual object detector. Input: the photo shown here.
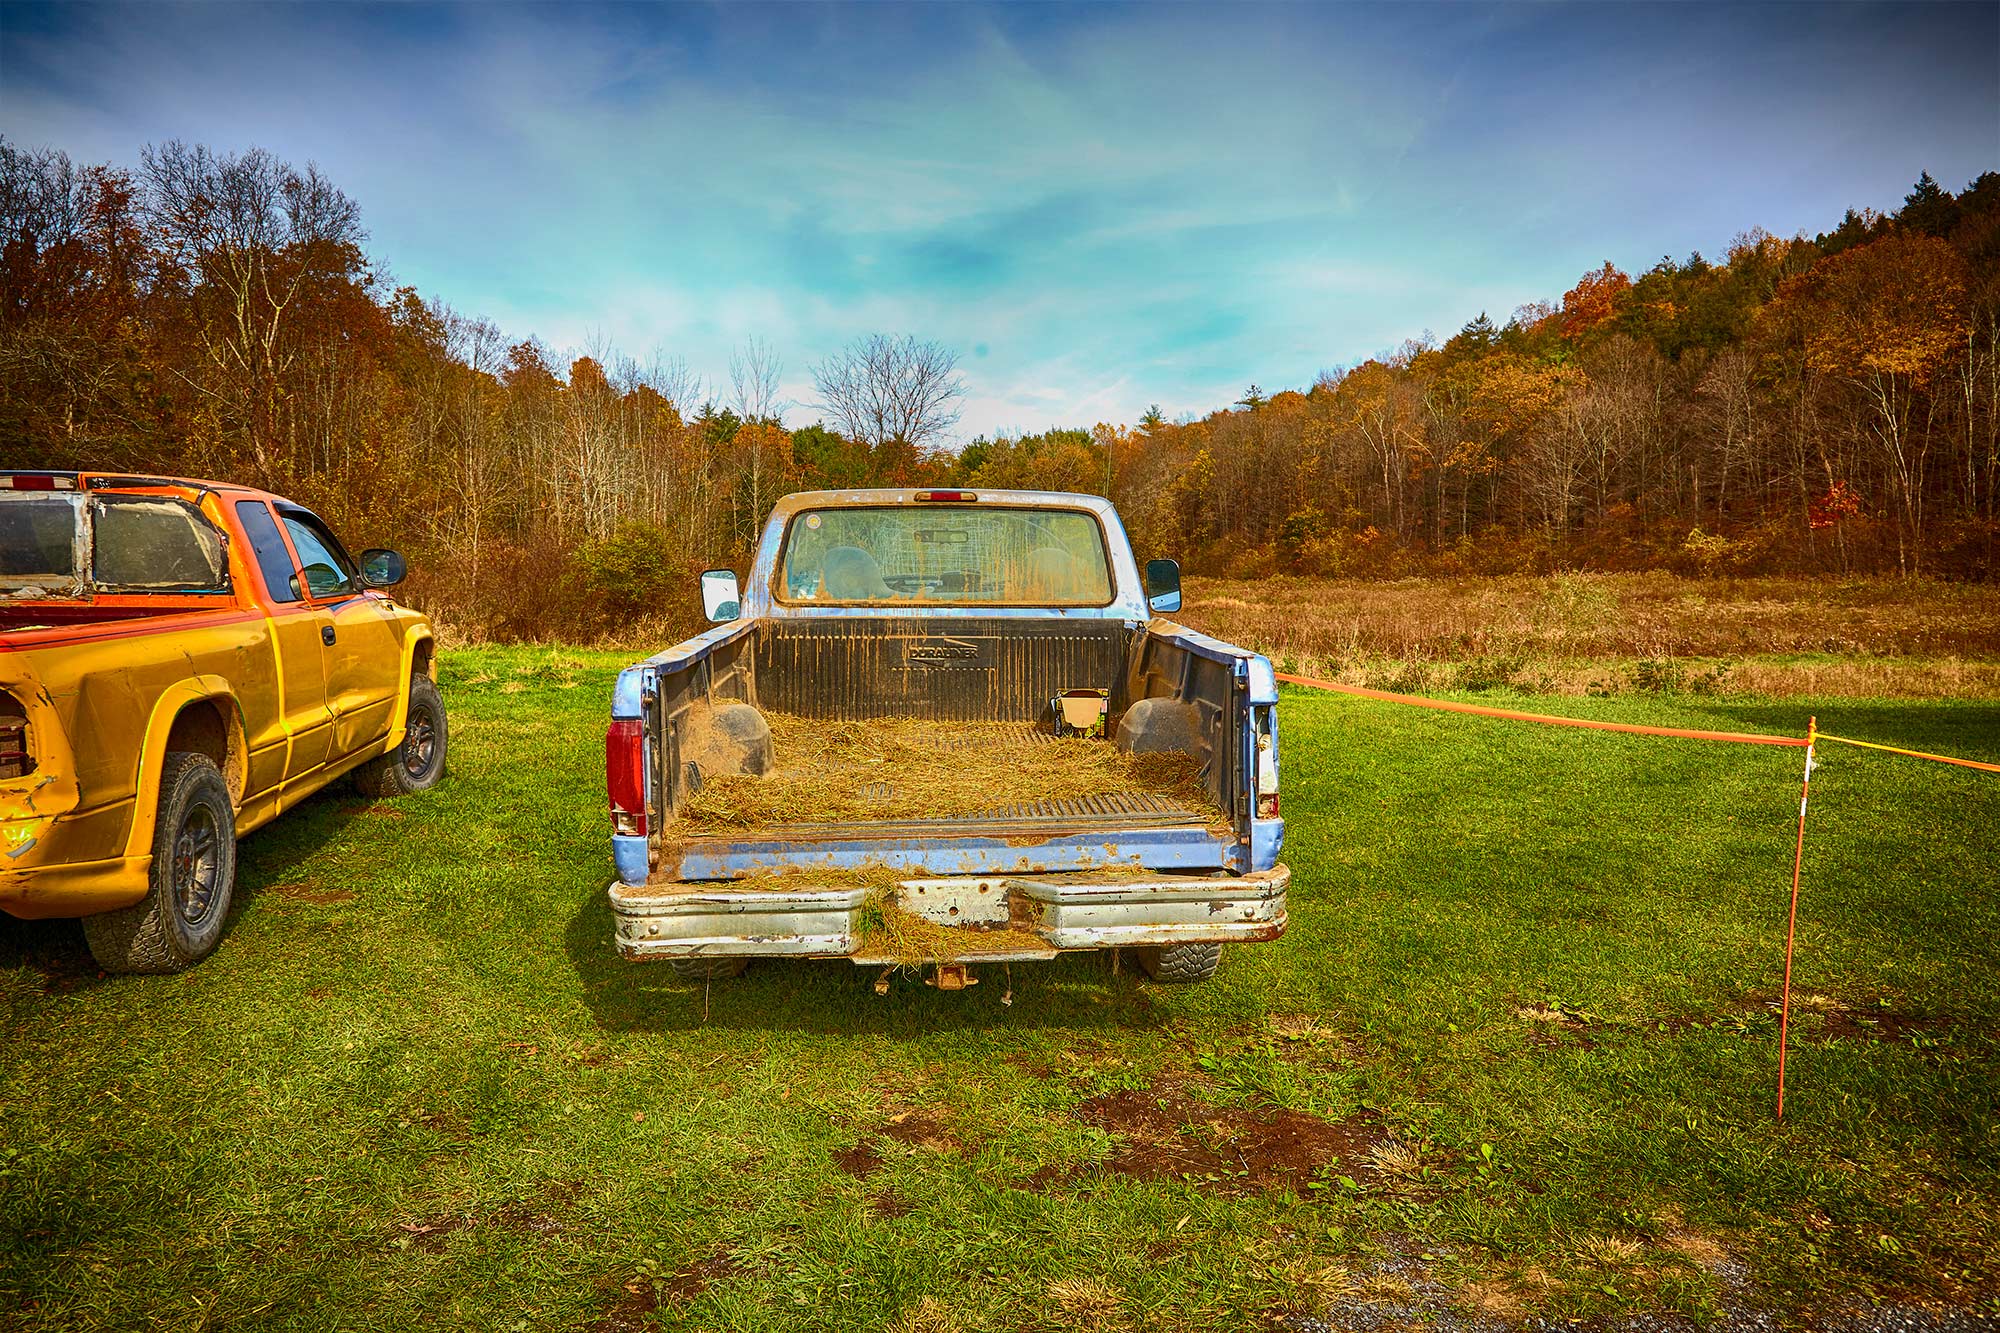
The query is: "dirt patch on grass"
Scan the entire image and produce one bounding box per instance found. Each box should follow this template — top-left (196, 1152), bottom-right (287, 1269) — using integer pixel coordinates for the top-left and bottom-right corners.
top-left (870, 1189), bottom-right (913, 1218)
top-left (1516, 1002), bottom-right (1599, 1051)
top-left (589, 1278), bottom-right (658, 1333)
top-left (659, 1252), bottom-right (739, 1303)
top-left (1021, 1162), bottom-right (1076, 1192)
top-left (394, 1211), bottom-right (473, 1253)
top-left (835, 1109), bottom-right (961, 1180)
top-left (880, 1109), bottom-right (961, 1152)
top-left (487, 1198), bottom-right (564, 1239)
top-left (393, 1181), bottom-right (578, 1253)
top-left (1733, 993), bottom-right (1957, 1044)
top-left (1071, 1086), bottom-right (1381, 1195)
top-left (832, 1140), bottom-right (885, 1178)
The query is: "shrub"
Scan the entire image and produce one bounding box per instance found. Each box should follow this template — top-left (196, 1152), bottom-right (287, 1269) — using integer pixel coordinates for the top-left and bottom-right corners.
top-left (563, 522), bottom-right (721, 638)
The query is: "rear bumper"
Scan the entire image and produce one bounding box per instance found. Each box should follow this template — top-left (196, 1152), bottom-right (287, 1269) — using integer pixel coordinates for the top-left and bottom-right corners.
top-left (0, 853), bottom-right (150, 920)
top-left (608, 864), bottom-right (1289, 963)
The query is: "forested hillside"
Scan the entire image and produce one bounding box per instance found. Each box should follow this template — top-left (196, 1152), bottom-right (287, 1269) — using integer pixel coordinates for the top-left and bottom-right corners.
top-left (2, 138), bottom-right (1994, 639)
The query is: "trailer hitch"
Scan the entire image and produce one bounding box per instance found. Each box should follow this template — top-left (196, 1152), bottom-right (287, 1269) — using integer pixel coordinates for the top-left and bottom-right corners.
top-left (872, 962), bottom-right (983, 995)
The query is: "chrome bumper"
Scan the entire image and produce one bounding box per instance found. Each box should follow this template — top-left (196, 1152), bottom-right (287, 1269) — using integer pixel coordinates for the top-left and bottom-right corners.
top-left (607, 865), bottom-right (1290, 963)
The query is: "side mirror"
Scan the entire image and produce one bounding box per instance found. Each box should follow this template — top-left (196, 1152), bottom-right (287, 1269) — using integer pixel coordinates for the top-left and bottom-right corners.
top-left (701, 569), bottom-right (742, 622)
top-left (1145, 558), bottom-right (1182, 614)
top-left (358, 548), bottom-right (407, 588)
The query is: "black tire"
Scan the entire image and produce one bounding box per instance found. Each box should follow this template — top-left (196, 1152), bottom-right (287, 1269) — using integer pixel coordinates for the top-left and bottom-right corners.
top-left (354, 674), bottom-right (448, 797)
top-left (1134, 942), bottom-right (1222, 984)
top-left (83, 752), bottom-right (237, 974)
top-left (670, 957), bottom-right (749, 980)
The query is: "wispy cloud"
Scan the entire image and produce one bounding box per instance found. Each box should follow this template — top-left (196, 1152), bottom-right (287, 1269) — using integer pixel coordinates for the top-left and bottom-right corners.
top-left (3, 1), bottom-right (1993, 438)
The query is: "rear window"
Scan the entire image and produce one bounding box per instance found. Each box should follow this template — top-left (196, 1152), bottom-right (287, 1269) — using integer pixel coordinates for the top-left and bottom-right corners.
top-left (92, 498), bottom-right (227, 590)
top-left (0, 495), bottom-right (82, 583)
top-left (0, 493), bottom-right (227, 594)
top-left (778, 505), bottom-right (1114, 606)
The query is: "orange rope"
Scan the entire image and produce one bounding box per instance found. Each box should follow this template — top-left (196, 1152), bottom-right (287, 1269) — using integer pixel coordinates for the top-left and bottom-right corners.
top-left (1815, 733), bottom-right (2000, 774)
top-left (1274, 673), bottom-right (1808, 747)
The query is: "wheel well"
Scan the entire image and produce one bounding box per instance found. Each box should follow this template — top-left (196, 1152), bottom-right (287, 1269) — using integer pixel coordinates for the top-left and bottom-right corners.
top-left (412, 637), bottom-right (436, 680)
top-left (165, 698), bottom-right (244, 801)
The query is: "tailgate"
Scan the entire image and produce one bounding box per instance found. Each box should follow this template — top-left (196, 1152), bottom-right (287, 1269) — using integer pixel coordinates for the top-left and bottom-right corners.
top-left (662, 791), bottom-right (1235, 880)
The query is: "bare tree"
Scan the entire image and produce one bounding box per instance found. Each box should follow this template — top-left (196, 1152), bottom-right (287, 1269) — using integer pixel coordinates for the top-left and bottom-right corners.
top-left (810, 333), bottom-right (964, 477)
top-left (140, 140), bottom-right (364, 477)
top-left (729, 335), bottom-right (784, 426)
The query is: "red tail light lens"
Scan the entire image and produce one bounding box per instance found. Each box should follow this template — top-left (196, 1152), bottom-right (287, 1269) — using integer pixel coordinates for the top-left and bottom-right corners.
top-left (913, 490), bottom-right (975, 502)
top-left (606, 718), bottom-right (648, 836)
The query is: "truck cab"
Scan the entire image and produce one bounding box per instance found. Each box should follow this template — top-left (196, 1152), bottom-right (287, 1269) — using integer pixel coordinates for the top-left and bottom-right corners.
top-left (605, 488), bottom-right (1286, 985)
top-left (1, 471), bottom-right (446, 972)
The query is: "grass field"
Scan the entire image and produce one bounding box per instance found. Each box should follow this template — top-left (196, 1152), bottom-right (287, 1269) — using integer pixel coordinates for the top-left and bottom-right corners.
top-left (3, 646), bottom-right (1997, 1331)
top-left (1178, 574), bottom-right (2000, 699)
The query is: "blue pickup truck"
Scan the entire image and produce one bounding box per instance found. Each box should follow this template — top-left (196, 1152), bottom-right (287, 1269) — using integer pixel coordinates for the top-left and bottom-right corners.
top-left (603, 488), bottom-right (1287, 986)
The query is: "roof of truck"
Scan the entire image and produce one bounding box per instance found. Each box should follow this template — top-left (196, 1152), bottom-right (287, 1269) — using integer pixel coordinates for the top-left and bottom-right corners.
top-left (0, 470), bottom-right (281, 500)
top-left (769, 487), bottom-right (1112, 512)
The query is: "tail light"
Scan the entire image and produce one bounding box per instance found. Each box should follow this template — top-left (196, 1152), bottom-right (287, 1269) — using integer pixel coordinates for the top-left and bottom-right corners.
top-left (606, 718), bottom-right (648, 836)
top-left (913, 490), bottom-right (976, 502)
top-left (1254, 727), bottom-right (1278, 820)
top-left (0, 694), bottom-right (29, 780)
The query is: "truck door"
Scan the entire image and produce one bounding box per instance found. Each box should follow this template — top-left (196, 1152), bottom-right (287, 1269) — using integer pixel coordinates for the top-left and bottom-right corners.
top-left (277, 508), bottom-right (405, 764)
top-left (232, 500), bottom-right (333, 791)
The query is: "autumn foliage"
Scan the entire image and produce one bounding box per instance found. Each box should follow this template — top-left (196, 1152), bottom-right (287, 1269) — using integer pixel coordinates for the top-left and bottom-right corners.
top-left (2, 142), bottom-right (1996, 641)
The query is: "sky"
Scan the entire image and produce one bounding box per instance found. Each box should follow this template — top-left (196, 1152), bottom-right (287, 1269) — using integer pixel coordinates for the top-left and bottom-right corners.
top-left (2, 1), bottom-right (1995, 442)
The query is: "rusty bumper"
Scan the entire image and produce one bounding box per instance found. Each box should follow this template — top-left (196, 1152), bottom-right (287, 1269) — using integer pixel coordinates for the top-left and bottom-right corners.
top-left (608, 865), bottom-right (1289, 964)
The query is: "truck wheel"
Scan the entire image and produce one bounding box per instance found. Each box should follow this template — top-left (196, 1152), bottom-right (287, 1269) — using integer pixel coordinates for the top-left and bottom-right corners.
top-left (1134, 942), bottom-right (1222, 984)
top-left (355, 675), bottom-right (448, 797)
top-left (83, 752), bottom-right (237, 974)
top-left (670, 957), bottom-right (749, 980)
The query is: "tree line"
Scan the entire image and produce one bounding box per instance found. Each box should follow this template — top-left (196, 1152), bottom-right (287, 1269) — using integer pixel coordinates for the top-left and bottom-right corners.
top-left (2, 137), bottom-right (1994, 640)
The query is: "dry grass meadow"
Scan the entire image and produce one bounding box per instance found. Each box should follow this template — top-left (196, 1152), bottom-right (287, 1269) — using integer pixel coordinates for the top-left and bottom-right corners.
top-left (1176, 573), bottom-right (2000, 699)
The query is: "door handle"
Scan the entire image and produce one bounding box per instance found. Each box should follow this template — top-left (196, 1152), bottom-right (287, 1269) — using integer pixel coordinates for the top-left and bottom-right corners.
top-left (321, 625), bottom-right (336, 646)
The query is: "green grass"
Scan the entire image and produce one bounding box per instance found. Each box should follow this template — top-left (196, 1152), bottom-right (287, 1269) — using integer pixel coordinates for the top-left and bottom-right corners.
top-left (3, 645), bottom-right (1996, 1330)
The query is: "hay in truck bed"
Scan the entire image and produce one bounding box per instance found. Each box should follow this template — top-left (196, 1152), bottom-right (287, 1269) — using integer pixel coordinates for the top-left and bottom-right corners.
top-left (672, 711), bottom-right (1219, 832)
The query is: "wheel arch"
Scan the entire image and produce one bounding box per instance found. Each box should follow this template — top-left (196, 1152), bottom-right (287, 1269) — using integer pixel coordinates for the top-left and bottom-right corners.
top-left (386, 625), bottom-right (438, 743)
top-left (122, 677), bottom-right (248, 860)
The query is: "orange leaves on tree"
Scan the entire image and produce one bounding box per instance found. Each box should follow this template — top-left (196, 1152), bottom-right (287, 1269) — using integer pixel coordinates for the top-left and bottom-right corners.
top-left (1559, 261), bottom-right (1632, 340)
top-left (1808, 481), bottom-right (1863, 530)
top-left (1775, 232), bottom-right (1969, 384)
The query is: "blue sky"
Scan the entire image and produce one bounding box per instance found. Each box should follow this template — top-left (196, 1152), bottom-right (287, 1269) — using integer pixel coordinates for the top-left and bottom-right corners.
top-left (3, 2), bottom-right (1994, 440)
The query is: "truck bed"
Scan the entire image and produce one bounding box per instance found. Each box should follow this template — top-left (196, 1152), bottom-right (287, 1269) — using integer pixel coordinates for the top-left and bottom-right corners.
top-left (659, 712), bottom-right (1232, 883)
top-left (618, 608), bottom-right (1282, 886)
top-left (675, 713), bottom-right (1220, 831)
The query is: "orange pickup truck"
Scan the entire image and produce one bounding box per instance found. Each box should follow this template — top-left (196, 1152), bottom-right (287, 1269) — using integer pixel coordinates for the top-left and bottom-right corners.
top-left (0, 471), bottom-right (446, 972)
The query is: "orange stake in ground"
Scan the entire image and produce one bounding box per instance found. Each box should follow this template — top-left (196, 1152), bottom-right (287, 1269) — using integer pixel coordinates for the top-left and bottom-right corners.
top-left (1777, 717), bottom-right (1818, 1122)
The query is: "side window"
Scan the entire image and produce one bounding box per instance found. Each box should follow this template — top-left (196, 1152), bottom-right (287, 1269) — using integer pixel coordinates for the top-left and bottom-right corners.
top-left (279, 512), bottom-right (357, 600)
top-left (234, 501), bottom-right (302, 604)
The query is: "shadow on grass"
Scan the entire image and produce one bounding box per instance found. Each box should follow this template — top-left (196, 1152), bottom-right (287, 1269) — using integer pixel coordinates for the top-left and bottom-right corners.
top-left (560, 887), bottom-right (1182, 1037)
top-left (0, 782), bottom-right (385, 991)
